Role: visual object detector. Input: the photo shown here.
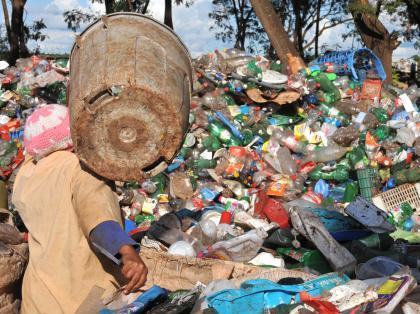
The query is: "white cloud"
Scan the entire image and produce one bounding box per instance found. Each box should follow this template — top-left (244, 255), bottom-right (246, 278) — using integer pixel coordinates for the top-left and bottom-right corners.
top-left (51, 0), bottom-right (80, 11)
top-left (2, 0), bottom-right (417, 60)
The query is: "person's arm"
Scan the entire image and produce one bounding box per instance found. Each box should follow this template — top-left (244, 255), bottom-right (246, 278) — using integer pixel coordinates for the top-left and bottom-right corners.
top-left (72, 165), bottom-right (148, 294)
top-left (89, 220), bottom-right (139, 258)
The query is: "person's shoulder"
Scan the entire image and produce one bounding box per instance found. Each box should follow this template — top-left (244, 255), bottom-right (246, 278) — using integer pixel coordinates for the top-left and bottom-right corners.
top-left (47, 150), bottom-right (80, 166)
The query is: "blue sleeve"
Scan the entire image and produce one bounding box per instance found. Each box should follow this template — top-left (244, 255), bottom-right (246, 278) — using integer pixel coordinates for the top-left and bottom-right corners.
top-left (90, 221), bottom-right (139, 258)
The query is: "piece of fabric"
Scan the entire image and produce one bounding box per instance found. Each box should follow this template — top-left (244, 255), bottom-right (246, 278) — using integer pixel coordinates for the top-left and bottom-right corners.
top-left (12, 151), bottom-right (126, 314)
top-left (90, 220), bottom-right (139, 257)
top-left (23, 104), bottom-right (73, 160)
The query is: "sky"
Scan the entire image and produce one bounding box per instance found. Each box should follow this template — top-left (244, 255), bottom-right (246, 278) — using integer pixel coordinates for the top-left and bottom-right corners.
top-left (0, 0), bottom-right (418, 60)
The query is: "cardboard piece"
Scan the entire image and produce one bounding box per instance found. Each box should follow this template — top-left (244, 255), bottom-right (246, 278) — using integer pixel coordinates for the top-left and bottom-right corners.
top-left (140, 247), bottom-right (315, 291)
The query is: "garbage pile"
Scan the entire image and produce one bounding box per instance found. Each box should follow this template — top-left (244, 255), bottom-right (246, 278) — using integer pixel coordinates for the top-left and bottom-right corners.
top-left (1, 47), bottom-right (420, 313)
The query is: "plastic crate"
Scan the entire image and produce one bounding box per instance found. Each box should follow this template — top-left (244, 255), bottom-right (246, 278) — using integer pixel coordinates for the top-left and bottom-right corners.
top-left (357, 168), bottom-right (380, 200)
top-left (372, 184), bottom-right (420, 212)
top-left (311, 48), bottom-right (386, 82)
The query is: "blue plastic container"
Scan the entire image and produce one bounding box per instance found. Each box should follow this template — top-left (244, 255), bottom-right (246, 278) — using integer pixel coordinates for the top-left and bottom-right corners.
top-left (311, 48), bottom-right (386, 82)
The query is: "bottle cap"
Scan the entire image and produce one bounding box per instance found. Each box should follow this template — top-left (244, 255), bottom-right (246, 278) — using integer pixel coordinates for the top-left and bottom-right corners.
top-left (219, 211), bottom-right (232, 224)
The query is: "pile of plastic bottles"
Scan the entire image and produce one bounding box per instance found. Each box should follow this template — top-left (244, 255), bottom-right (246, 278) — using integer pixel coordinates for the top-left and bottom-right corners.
top-left (0, 56), bottom-right (68, 179)
top-left (116, 48), bottom-right (420, 313)
top-left (1, 48), bottom-right (420, 313)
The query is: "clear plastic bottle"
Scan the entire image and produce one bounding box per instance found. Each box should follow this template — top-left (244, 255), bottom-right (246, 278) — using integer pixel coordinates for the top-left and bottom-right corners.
top-left (302, 144), bottom-right (350, 163)
top-left (218, 55), bottom-right (255, 73)
top-left (270, 128), bottom-right (307, 153)
top-left (208, 228), bottom-right (268, 262)
top-left (277, 147), bottom-right (297, 175)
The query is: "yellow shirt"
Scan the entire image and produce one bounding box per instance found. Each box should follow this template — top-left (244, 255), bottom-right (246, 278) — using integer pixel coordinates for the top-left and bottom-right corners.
top-left (12, 151), bottom-right (125, 314)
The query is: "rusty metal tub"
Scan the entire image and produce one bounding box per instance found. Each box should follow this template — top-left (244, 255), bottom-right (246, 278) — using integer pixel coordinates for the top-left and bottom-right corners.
top-left (69, 13), bottom-right (192, 181)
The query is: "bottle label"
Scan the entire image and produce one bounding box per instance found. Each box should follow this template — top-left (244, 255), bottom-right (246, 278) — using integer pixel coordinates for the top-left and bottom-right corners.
top-left (219, 129), bottom-right (232, 141)
top-left (329, 107), bottom-right (340, 117)
top-left (284, 137), bottom-right (298, 150)
top-left (399, 93), bottom-right (416, 112)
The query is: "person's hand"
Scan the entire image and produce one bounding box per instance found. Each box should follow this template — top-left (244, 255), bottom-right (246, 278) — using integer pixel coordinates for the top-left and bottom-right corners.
top-left (119, 245), bottom-right (148, 294)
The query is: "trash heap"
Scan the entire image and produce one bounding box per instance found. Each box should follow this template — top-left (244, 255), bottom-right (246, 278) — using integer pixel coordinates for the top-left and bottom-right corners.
top-left (1, 48), bottom-right (420, 313)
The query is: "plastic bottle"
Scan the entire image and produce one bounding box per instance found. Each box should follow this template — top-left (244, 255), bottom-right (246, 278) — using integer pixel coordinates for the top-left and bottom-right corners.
top-left (223, 48), bottom-right (249, 58)
top-left (371, 107), bottom-right (389, 123)
top-left (190, 219), bottom-right (217, 246)
top-left (333, 76), bottom-right (350, 90)
top-left (318, 103), bottom-right (350, 125)
top-left (277, 147), bottom-right (297, 175)
top-left (343, 181), bottom-right (359, 202)
top-left (393, 167), bottom-right (420, 185)
top-left (316, 91), bottom-right (339, 104)
top-left (208, 119), bottom-right (241, 147)
top-left (218, 55), bottom-right (255, 73)
top-left (187, 158), bottom-right (217, 170)
top-left (314, 73), bottom-right (341, 99)
top-left (202, 135), bottom-right (222, 152)
top-left (332, 125), bottom-right (359, 146)
top-left (207, 228), bottom-right (268, 262)
top-left (309, 165), bottom-right (350, 182)
top-left (215, 111), bottom-right (244, 141)
top-left (270, 128), bottom-right (306, 153)
top-left (302, 144), bottom-right (350, 163)
top-left (168, 241), bottom-right (197, 257)
top-left (141, 180), bottom-right (157, 194)
top-left (395, 127), bottom-right (416, 146)
top-left (201, 90), bottom-right (228, 110)
top-left (323, 62), bottom-right (349, 75)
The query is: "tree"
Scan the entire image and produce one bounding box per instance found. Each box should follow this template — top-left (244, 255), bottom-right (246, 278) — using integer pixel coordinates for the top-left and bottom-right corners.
top-left (250, 0), bottom-right (299, 65)
top-left (1, 0), bottom-right (48, 64)
top-left (209, 0), bottom-right (352, 59)
top-left (208, 0), bottom-right (261, 51)
top-left (349, 0), bottom-right (419, 83)
top-left (164, 0), bottom-right (194, 30)
top-left (63, 0), bottom-right (151, 32)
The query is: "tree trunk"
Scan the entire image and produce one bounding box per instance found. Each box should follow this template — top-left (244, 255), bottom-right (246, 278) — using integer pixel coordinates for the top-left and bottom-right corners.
top-left (291, 0), bottom-right (304, 57)
top-left (104, 0), bottom-right (114, 14)
top-left (250, 0), bottom-right (301, 67)
top-left (1, 0), bottom-right (11, 43)
top-left (142, 0), bottom-right (150, 14)
top-left (9, 0), bottom-right (28, 64)
top-left (351, 0), bottom-right (399, 83)
top-left (314, 0), bottom-right (322, 57)
top-left (164, 0), bottom-right (173, 29)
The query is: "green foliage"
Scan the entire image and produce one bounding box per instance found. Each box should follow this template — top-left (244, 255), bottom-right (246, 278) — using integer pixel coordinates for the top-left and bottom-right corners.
top-left (208, 0), bottom-right (263, 52)
top-left (209, 0), bottom-right (354, 57)
top-left (63, 0), bottom-right (151, 31)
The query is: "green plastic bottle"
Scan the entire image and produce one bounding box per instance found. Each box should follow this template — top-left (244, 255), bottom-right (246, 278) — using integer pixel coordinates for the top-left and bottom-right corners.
top-left (343, 181), bottom-right (358, 202)
top-left (222, 94), bottom-right (236, 106)
top-left (150, 173), bottom-right (166, 198)
top-left (393, 167), bottom-right (420, 185)
top-left (277, 247), bottom-right (332, 274)
top-left (373, 125), bottom-right (391, 141)
top-left (241, 128), bottom-right (254, 145)
top-left (371, 108), bottom-right (389, 124)
top-left (315, 73), bottom-right (341, 99)
top-left (187, 158), bottom-right (217, 170)
top-left (269, 60), bottom-right (282, 72)
top-left (202, 135), bottom-right (222, 152)
top-left (208, 121), bottom-right (241, 147)
top-left (309, 165), bottom-right (349, 182)
top-left (317, 91), bottom-right (339, 105)
top-left (318, 103), bottom-right (349, 125)
top-left (347, 146), bottom-right (369, 169)
top-left (246, 60), bottom-right (263, 77)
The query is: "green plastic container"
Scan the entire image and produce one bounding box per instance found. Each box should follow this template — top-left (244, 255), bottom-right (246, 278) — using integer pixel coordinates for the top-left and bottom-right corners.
top-left (357, 167), bottom-right (379, 200)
